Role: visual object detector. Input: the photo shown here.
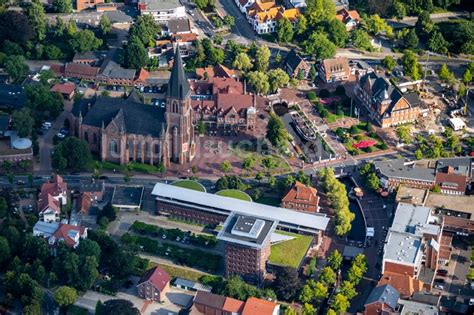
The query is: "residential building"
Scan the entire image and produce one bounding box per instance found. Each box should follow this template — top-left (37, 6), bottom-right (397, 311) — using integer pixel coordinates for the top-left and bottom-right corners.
top-left (111, 185), bottom-right (144, 211)
top-left (355, 72), bottom-right (422, 128)
top-left (137, 266), bottom-right (171, 302)
top-left (152, 182), bottom-right (330, 235)
top-left (64, 62), bottom-right (100, 81)
top-left (236, 0), bottom-right (254, 13)
top-left (37, 175), bottom-right (68, 223)
top-left (397, 299), bottom-right (439, 315)
top-left (138, 0), bottom-right (186, 24)
top-left (167, 18), bottom-right (192, 35)
top-left (0, 83), bottom-right (26, 110)
top-left (217, 213), bottom-right (277, 284)
top-left (434, 172), bottom-right (467, 195)
top-left (281, 181), bottom-right (320, 213)
top-left (195, 64), bottom-right (236, 80)
top-left (364, 284), bottom-right (400, 315)
top-left (318, 57), bottom-right (351, 83)
top-left (246, 1), bottom-right (300, 34)
top-left (284, 49), bottom-right (310, 79)
top-left (50, 83), bottom-right (76, 100)
top-left (76, 179), bottom-right (105, 215)
top-left (448, 117), bottom-right (466, 131)
top-left (382, 203), bottom-right (442, 285)
top-left (70, 47), bottom-right (196, 166)
top-left (191, 77), bottom-right (258, 132)
top-left (377, 272), bottom-right (424, 299)
top-left (49, 223), bottom-right (87, 250)
top-left (75, 0), bottom-right (104, 11)
top-left (336, 8), bottom-right (360, 31)
top-left (191, 290), bottom-right (279, 315)
top-left (33, 221), bottom-right (60, 238)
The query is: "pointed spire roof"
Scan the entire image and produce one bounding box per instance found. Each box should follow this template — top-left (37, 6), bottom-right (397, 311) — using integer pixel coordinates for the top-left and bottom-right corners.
top-left (168, 46), bottom-right (190, 100)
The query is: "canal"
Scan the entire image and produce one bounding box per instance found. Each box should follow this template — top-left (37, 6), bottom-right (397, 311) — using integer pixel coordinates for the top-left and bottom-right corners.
top-left (340, 176), bottom-right (366, 243)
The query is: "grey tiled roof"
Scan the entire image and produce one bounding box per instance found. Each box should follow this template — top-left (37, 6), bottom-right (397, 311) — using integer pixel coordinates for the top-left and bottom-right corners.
top-left (365, 284), bottom-right (400, 310)
top-left (139, 0), bottom-right (183, 11)
top-left (285, 49), bottom-right (304, 73)
top-left (82, 97), bottom-right (165, 137)
top-left (374, 159), bottom-right (435, 182)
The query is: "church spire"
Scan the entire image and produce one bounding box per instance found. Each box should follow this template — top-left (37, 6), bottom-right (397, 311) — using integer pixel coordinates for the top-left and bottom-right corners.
top-left (168, 46), bottom-right (190, 100)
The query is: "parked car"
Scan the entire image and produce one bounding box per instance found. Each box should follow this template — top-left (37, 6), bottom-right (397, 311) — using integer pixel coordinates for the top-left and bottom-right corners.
top-left (434, 284), bottom-right (444, 290)
top-left (437, 269), bottom-right (448, 277)
top-left (56, 132), bottom-right (66, 139)
top-left (16, 180), bottom-right (25, 185)
top-left (42, 122), bottom-right (52, 129)
top-left (434, 278), bottom-right (445, 284)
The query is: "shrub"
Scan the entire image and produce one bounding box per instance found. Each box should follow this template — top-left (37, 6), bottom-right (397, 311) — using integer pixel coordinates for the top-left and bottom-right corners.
top-left (335, 85), bottom-right (346, 96)
top-left (320, 109), bottom-right (329, 118)
top-left (378, 142), bottom-right (388, 150)
top-left (354, 135), bottom-right (363, 141)
top-left (307, 91), bottom-right (317, 101)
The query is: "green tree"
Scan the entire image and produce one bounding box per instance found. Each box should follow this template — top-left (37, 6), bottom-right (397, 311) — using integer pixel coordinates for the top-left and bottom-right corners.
top-left (382, 56), bottom-right (397, 71)
top-left (365, 14), bottom-right (390, 35)
top-left (404, 28), bottom-right (419, 49)
top-left (242, 156), bottom-right (255, 172)
top-left (0, 197), bottom-right (7, 218)
top-left (76, 239), bottom-right (101, 262)
top-left (77, 256), bottom-right (99, 290)
top-left (319, 266), bottom-right (336, 285)
top-left (69, 30), bottom-right (102, 53)
top-left (255, 171), bottom-right (264, 182)
top-left (415, 11), bottom-right (434, 39)
top-left (367, 172), bottom-right (380, 190)
top-left (296, 15), bottom-right (307, 36)
top-left (462, 68), bottom-right (472, 84)
top-left (220, 160), bottom-right (232, 173)
top-left (302, 303), bottom-right (315, 315)
top-left (332, 293), bottom-right (350, 314)
top-left (129, 15), bottom-right (161, 47)
top-left (340, 280), bottom-right (357, 300)
top-left (268, 68), bottom-right (290, 93)
top-left (391, 0), bottom-right (407, 19)
top-left (328, 249), bottom-right (343, 271)
top-left (284, 307), bottom-right (298, 315)
top-left (232, 52), bottom-right (253, 72)
top-left (99, 14), bottom-right (112, 36)
top-left (124, 37), bottom-right (148, 69)
top-left (261, 156), bottom-right (277, 174)
top-left (276, 18), bottom-right (294, 44)
top-left (439, 64), bottom-right (451, 82)
top-left (415, 149), bottom-right (423, 160)
top-left (303, 32), bottom-right (336, 59)
top-left (67, 19), bottom-right (77, 36)
top-left (52, 0), bottom-right (72, 13)
top-left (309, 64), bottom-right (317, 81)
top-left (100, 299), bottom-right (140, 315)
top-left (351, 29), bottom-right (372, 50)
top-left (12, 108), bottom-right (34, 138)
top-left (401, 50), bottom-right (421, 80)
top-left (273, 267), bottom-right (301, 301)
top-left (52, 137), bottom-right (92, 171)
top-left (0, 236), bottom-right (11, 266)
top-left (427, 31), bottom-right (448, 54)
top-left (247, 71), bottom-right (269, 95)
top-left (224, 15), bottom-right (235, 27)
top-left (266, 114), bottom-right (288, 149)
top-left (26, 0), bottom-right (46, 41)
top-left (5, 55), bottom-right (29, 83)
top-left (396, 125), bottom-right (411, 144)
top-left (54, 286), bottom-right (77, 308)
top-left (255, 45), bottom-right (271, 72)
top-left (325, 18), bottom-right (349, 47)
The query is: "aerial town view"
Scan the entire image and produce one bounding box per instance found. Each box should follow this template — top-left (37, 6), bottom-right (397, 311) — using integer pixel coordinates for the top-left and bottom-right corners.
top-left (0, 0), bottom-right (474, 314)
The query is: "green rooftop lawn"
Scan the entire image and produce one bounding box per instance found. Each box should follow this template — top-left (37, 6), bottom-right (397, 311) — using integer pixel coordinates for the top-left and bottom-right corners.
top-left (269, 231), bottom-right (313, 268)
top-left (215, 189), bottom-right (252, 201)
top-left (148, 262), bottom-right (206, 282)
top-left (171, 180), bottom-right (206, 192)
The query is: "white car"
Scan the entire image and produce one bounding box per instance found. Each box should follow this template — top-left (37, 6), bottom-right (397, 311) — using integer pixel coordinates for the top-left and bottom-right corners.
top-left (56, 132), bottom-right (66, 139)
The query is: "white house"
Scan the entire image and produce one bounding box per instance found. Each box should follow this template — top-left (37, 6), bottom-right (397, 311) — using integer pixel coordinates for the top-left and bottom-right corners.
top-left (138, 0), bottom-right (186, 24)
top-left (246, 1), bottom-right (300, 34)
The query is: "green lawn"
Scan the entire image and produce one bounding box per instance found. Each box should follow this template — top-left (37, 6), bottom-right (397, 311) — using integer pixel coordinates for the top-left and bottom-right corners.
top-left (171, 180), bottom-right (206, 192)
top-left (216, 189), bottom-right (252, 201)
top-left (269, 231), bottom-right (313, 268)
top-left (148, 262), bottom-right (206, 282)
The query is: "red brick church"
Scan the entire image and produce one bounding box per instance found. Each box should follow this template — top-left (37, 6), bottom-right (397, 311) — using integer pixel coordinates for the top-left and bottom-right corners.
top-left (70, 47), bottom-right (195, 167)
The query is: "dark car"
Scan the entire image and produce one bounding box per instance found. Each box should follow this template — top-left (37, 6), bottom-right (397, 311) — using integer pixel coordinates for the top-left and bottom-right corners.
top-left (99, 175), bottom-right (108, 180)
top-left (437, 269), bottom-right (448, 277)
top-left (434, 278), bottom-right (445, 284)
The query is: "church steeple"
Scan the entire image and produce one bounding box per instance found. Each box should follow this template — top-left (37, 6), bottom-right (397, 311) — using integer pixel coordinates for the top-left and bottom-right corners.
top-left (168, 46), bottom-right (190, 100)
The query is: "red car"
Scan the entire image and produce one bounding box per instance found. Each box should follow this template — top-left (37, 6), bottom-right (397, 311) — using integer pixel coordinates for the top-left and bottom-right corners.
top-left (436, 269), bottom-right (448, 277)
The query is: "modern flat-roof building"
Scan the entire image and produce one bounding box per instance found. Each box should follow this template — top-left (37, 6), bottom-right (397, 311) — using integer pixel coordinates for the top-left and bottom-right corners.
top-left (138, 0), bottom-right (186, 24)
top-left (382, 203), bottom-right (442, 286)
top-left (0, 83), bottom-right (26, 110)
top-left (375, 160), bottom-right (436, 191)
top-left (151, 182), bottom-right (330, 235)
top-left (111, 185), bottom-right (144, 210)
top-left (217, 213), bottom-right (277, 284)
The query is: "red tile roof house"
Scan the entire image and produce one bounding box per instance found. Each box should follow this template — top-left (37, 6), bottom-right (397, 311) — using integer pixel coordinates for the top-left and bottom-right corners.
top-left (137, 266), bottom-right (171, 302)
top-left (50, 83), bottom-right (76, 100)
top-left (48, 223), bottom-right (88, 254)
top-left (318, 57), bottom-right (351, 83)
top-left (336, 8), bottom-right (360, 31)
top-left (191, 291), bottom-right (279, 315)
top-left (37, 175), bottom-right (68, 223)
top-left (434, 171), bottom-right (467, 196)
top-left (281, 181), bottom-right (320, 213)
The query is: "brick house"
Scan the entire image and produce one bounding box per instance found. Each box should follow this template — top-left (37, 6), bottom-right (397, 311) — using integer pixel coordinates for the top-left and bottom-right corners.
top-left (364, 284), bottom-right (400, 315)
top-left (284, 49), bottom-right (310, 79)
top-left (137, 266), bottom-right (171, 302)
top-left (336, 8), bottom-right (360, 31)
top-left (355, 72), bottom-right (422, 128)
top-left (191, 77), bottom-right (258, 132)
top-left (50, 83), bottom-right (76, 100)
top-left (37, 175), bottom-right (68, 223)
top-left (377, 272), bottom-right (424, 299)
top-left (318, 57), bottom-right (351, 83)
top-left (64, 63), bottom-right (100, 81)
top-left (281, 181), bottom-right (320, 213)
top-left (76, 0), bottom-right (104, 11)
top-left (191, 291), bottom-right (279, 315)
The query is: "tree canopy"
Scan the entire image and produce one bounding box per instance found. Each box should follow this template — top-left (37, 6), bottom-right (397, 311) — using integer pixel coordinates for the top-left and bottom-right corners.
top-left (52, 137), bottom-right (92, 171)
top-left (266, 113), bottom-right (289, 149)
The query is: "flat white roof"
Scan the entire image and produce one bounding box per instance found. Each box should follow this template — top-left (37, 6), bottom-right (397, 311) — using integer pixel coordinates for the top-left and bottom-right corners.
top-left (448, 117), bottom-right (466, 128)
top-left (152, 182), bottom-right (330, 231)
